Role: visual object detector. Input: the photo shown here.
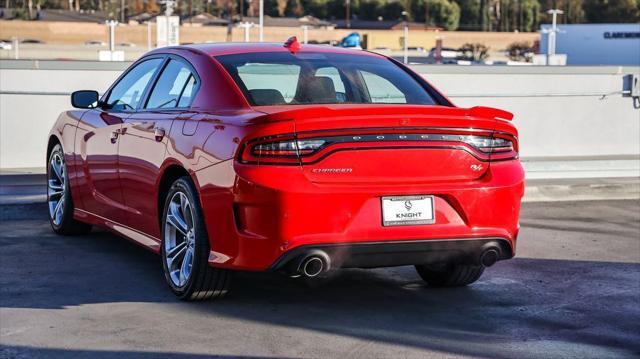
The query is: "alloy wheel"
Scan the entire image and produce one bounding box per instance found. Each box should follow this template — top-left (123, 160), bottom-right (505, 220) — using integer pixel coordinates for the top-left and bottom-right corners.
top-left (164, 192), bottom-right (196, 287)
top-left (47, 152), bottom-right (66, 226)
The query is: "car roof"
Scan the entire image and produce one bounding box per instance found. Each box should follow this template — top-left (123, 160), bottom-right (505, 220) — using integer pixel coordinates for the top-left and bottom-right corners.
top-left (154, 42), bottom-right (385, 58)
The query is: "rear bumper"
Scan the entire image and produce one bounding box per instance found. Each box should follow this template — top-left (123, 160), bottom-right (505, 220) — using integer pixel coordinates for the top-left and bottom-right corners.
top-left (270, 237), bottom-right (513, 271)
top-left (198, 159), bottom-right (525, 271)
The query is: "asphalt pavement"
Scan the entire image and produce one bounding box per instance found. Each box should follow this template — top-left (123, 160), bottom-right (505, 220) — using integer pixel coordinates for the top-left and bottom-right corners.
top-left (1, 200), bottom-right (639, 358)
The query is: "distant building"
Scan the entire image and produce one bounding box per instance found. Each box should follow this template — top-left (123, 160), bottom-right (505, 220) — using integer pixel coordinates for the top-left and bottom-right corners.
top-left (540, 23), bottom-right (640, 66)
top-left (333, 19), bottom-right (440, 31)
top-left (236, 15), bottom-right (335, 29)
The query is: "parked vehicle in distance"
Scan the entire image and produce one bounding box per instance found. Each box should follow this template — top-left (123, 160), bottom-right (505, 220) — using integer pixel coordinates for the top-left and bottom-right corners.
top-left (20, 39), bottom-right (44, 44)
top-left (47, 38), bottom-right (524, 301)
top-left (0, 41), bottom-right (12, 50)
top-left (408, 46), bottom-right (426, 53)
top-left (84, 40), bottom-right (107, 46)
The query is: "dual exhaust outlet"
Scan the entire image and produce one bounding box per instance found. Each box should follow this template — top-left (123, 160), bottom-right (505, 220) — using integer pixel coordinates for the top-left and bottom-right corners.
top-left (286, 245), bottom-right (501, 278)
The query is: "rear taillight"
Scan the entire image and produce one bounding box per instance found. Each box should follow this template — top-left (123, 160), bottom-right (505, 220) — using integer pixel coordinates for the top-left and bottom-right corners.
top-left (240, 138), bottom-right (327, 164)
top-left (465, 136), bottom-right (515, 154)
top-left (252, 139), bottom-right (326, 157)
top-left (240, 132), bottom-right (518, 164)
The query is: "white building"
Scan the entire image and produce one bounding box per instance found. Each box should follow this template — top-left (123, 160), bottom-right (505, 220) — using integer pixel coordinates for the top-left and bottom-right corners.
top-left (540, 23), bottom-right (640, 65)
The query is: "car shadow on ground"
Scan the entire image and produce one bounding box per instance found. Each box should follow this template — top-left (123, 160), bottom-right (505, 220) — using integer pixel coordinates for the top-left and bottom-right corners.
top-left (1, 219), bottom-right (639, 358)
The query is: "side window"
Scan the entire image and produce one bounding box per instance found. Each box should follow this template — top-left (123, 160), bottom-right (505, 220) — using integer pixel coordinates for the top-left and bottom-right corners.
top-left (106, 58), bottom-right (162, 111)
top-left (360, 70), bottom-right (407, 104)
top-left (146, 59), bottom-right (198, 109)
top-left (177, 75), bottom-right (197, 107)
top-left (315, 67), bottom-right (347, 102)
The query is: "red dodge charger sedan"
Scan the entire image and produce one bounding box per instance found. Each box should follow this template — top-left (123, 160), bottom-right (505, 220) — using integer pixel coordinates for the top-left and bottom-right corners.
top-left (47, 39), bottom-right (524, 300)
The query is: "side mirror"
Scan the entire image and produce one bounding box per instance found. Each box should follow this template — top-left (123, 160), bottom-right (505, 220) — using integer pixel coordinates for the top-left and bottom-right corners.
top-left (71, 90), bottom-right (99, 109)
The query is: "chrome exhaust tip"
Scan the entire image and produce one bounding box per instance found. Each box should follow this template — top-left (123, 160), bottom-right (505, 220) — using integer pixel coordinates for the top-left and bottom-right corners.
top-left (285, 251), bottom-right (331, 278)
top-left (301, 256), bottom-right (324, 277)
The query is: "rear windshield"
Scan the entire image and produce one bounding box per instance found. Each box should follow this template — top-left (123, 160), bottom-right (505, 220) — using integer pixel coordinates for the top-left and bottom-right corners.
top-left (215, 52), bottom-right (437, 106)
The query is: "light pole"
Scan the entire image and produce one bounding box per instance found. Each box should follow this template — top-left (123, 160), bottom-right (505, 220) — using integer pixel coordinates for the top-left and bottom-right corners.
top-left (301, 25), bottom-right (309, 44)
top-left (259, 0), bottom-right (264, 42)
top-left (402, 11), bottom-right (409, 64)
top-left (106, 20), bottom-right (117, 52)
top-left (147, 21), bottom-right (152, 51)
top-left (546, 9), bottom-right (563, 57)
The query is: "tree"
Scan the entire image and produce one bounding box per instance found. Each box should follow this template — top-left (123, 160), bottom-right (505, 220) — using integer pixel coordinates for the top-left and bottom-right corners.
top-left (357, 0), bottom-right (385, 20)
top-left (413, 0), bottom-right (460, 30)
top-left (584, 0), bottom-right (640, 23)
top-left (459, 42), bottom-right (490, 61)
top-left (276, 0), bottom-right (287, 16)
top-left (539, 0), bottom-right (584, 24)
top-left (301, 0), bottom-right (330, 18)
top-left (520, 0), bottom-right (539, 31)
top-left (457, 0), bottom-right (481, 30)
top-left (506, 40), bottom-right (534, 61)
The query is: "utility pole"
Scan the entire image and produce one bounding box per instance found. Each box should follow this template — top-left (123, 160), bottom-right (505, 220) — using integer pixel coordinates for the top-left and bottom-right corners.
top-left (345, 0), bottom-right (350, 28)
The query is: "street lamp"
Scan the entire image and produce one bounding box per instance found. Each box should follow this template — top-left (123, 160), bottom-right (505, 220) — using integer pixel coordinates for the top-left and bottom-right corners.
top-left (259, 0), bottom-right (264, 42)
top-left (546, 9), bottom-right (563, 57)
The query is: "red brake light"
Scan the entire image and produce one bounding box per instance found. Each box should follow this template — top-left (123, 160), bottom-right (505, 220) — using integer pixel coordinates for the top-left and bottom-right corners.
top-left (240, 132), bottom-right (518, 165)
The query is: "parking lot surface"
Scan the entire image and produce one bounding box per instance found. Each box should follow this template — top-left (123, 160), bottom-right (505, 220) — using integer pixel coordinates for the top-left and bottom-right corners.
top-left (1, 200), bottom-right (639, 358)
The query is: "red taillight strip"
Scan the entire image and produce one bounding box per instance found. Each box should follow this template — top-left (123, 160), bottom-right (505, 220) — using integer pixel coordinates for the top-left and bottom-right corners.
top-left (239, 129), bottom-right (518, 165)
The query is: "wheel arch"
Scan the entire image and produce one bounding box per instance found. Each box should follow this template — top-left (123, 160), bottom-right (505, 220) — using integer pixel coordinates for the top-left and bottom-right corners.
top-left (156, 163), bottom-right (198, 229)
top-left (46, 134), bottom-right (62, 161)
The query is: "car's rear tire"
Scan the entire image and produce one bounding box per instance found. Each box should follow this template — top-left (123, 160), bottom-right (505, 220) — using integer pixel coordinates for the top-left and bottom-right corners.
top-left (47, 143), bottom-right (92, 235)
top-left (415, 263), bottom-right (484, 287)
top-left (160, 177), bottom-right (231, 301)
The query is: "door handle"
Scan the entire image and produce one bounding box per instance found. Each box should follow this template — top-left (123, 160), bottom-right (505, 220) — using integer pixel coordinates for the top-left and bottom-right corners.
top-left (110, 128), bottom-right (126, 144)
top-left (110, 130), bottom-right (119, 144)
top-left (154, 127), bottom-right (166, 142)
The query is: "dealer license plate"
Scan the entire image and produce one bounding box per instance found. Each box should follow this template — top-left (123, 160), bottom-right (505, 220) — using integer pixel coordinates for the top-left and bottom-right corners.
top-left (381, 195), bottom-right (435, 226)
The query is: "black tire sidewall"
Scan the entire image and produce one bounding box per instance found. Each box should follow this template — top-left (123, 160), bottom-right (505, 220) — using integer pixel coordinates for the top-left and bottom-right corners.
top-left (160, 177), bottom-right (210, 298)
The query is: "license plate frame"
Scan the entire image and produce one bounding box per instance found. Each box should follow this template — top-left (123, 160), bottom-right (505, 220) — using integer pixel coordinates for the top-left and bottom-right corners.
top-left (381, 195), bottom-right (435, 227)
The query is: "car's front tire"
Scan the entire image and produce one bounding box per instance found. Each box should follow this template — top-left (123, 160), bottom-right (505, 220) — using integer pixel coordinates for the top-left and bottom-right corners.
top-left (415, 263), bottom-right (484, 287)
top-left (161, 177), bottom-right (231, 301)
top-left (47, 143), bottom-right (91, 235)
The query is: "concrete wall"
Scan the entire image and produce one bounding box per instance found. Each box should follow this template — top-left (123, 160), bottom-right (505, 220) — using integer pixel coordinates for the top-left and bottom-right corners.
top-left (1, 60), bottom-right (639, 173)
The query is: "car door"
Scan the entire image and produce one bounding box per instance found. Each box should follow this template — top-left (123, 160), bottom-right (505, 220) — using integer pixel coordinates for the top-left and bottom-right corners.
top-left (75, 57), bottom-right (163, 224)
top-left (118, 56), bottom-right (200, 238)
